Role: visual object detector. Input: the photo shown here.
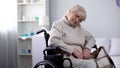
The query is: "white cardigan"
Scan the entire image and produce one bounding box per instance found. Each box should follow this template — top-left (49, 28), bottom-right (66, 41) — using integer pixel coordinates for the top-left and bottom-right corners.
top-left (48, 17), bottom-right (96, 55)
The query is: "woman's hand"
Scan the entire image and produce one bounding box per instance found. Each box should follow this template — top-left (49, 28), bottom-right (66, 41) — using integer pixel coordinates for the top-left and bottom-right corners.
top-left (72, 48), bottom-right (83, 59)
top-left (83, 48), bottom-right (90, 59)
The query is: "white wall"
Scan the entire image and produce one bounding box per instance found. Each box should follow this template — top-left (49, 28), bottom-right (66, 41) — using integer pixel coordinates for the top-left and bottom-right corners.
top-left (49, 0), bottom-right (120, 38)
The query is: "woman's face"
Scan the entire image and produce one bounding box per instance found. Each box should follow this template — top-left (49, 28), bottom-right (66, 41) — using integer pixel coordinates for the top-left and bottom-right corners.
top-left (68, 11), bottom-right (83, 27)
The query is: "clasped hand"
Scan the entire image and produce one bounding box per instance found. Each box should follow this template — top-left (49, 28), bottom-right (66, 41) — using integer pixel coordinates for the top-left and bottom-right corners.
top-left (72, 48), bottom-right (90, 59)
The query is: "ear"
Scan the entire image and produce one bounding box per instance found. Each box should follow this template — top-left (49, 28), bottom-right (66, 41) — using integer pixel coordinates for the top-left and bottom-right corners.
top-left (68, 10), bottom-right (72, 14)
top-left (67, 10), bottom-right (71, 17)
top-left (69, 9), bottom-right (72, 12)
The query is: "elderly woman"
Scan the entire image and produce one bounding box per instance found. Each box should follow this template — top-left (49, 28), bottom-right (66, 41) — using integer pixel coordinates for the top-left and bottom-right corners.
top-left (48, 4), bottom-right (96, 68)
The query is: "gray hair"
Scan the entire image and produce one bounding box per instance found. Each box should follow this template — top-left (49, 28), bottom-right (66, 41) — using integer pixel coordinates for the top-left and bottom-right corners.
top-left (69, 5), bottom-right (87, 21)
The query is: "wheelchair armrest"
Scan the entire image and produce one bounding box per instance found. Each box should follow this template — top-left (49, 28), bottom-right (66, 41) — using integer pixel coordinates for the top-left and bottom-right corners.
top-left (43, 46), bottom-right (62, 56)
top-left (44, 46), bottom-right (61, 51)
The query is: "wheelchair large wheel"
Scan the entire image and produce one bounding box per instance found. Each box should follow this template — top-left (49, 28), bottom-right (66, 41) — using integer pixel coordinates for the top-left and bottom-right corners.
top-left (34, 60), bottom-right (58, 68)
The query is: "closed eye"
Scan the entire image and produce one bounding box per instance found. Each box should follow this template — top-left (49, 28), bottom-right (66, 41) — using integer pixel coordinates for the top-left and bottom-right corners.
top-left (75, 14), bottom-right (80, 18)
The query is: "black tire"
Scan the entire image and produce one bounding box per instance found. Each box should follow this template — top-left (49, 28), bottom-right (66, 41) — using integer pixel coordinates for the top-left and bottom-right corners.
top-left (34, 60), bottom-right (58, 68)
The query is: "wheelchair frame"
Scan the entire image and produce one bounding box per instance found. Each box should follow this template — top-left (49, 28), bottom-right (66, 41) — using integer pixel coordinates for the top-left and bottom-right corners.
top-left (33, 29), bottom-right (98, 68)
top-left (34, 29), bottom-right (73, 68)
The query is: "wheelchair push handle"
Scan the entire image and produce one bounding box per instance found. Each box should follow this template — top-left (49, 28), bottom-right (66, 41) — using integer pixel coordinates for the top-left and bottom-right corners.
top-left (36, 29), bottom-right (50, 47)
top-left (36, 29), bottom-right (47, 34)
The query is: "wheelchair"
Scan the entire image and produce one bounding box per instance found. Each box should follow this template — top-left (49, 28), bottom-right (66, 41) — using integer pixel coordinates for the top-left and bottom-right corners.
top-left (33, 29), bottom-right (98, 68)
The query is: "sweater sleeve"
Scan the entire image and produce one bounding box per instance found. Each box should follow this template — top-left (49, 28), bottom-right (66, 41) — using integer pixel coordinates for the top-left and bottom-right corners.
top-left (48, 22), bottom-right (74, 54)
top-left (84, 30), bottom-right (96, 49)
